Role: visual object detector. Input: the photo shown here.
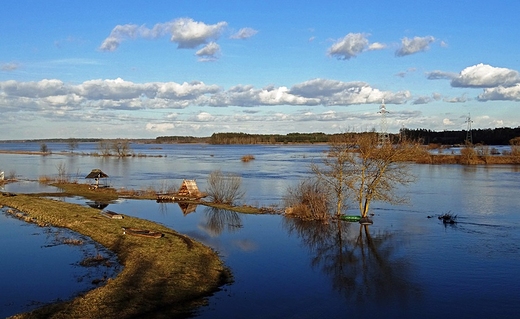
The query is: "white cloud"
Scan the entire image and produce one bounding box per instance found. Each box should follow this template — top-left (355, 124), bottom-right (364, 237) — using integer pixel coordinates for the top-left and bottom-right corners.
top-left (289, 78), bottom-right (410, 105)
top-left (443, 95), bottom-right (468, 103)
top-left (0, 77), bottom-right (415, 117)
top-left (327, 33), bottom-right (370, 60)
top-left (170, 18), bottom-right (227, 48)
top-left (395, 36), bottom-right (435, 57)
top-left (146, 123), bottom-right (175, 132)
top-left (478, 84), bottom-right (520, 101)
top-left (196, 42), bottom-right (221, 61)
top-left (230, 28), bottom-right (258, 39)
top-left (451, 63), bottom-right (520, 88)
top-left (99, 18), bottom-right (229, 56)
top-left (368, 42), bottom-right (386, 51)
top-left (443, 118), bottom-right (454, 125)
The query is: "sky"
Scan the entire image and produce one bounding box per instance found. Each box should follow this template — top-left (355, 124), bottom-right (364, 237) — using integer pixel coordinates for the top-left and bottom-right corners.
top-left (1, 0), bottom-right (519, 139)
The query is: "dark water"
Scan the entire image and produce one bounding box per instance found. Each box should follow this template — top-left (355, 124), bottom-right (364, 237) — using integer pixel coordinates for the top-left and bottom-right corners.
top-left (1, 143), bottom-right (519, 318)
top-left (0, 207), bottom-right (120, 318)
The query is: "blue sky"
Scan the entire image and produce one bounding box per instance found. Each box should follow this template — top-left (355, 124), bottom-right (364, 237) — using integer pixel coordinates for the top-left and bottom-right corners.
top-left (1, 0), bottom-right (519, 139)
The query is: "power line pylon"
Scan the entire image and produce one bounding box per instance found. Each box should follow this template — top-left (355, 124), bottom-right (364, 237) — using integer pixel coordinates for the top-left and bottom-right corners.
top-left (378, 99), bottom-right (389, 146)
top-left (465, 113), bottom-right (473, 145)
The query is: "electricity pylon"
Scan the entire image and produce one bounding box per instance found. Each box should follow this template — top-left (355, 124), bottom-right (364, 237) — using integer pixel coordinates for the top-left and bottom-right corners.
top-left (465, 113), bottom-right (473, 145)
top-left (378, 99), bottom-right (389, 146)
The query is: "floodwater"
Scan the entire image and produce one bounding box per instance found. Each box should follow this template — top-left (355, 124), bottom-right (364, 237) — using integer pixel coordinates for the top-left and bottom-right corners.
top-left (1, 142), bottom-right (519, 318)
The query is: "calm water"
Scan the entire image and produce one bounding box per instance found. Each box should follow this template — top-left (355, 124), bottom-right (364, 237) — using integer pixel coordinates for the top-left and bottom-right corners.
top-left (1, 143), bottom-right (519, 318)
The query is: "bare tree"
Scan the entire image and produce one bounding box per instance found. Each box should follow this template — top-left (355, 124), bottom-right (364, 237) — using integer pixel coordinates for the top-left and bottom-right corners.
top-left (349, 133), bottom-right (418, 218)
top-left (98, 140), bottom-right (112, 156)
top-left (311, 133), bottom-right (419, 219)
top-left (67, 138), bottom-right (79, 153)
top-left (311, 133), bottom-right (357, 217)
top-left (206, 170), bottom-right (245, 205)
top-left (112, 140), bottom-right (131, 157)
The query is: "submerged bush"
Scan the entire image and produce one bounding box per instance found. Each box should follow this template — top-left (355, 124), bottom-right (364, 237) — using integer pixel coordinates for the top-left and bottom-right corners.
top-left (206, 170), bottom-right (245, 205)
top-left (284, 178), bottom-right (331, 221)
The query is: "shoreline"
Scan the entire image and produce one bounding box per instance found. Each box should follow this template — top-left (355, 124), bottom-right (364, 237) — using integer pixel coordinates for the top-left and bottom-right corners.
top-left (0, 194), bottom-right (231, 318)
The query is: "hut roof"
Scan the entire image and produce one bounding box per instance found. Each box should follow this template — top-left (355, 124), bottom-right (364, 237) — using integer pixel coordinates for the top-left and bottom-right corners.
top-left (177, 179), bottom-right (202, 197)
top-left (85, 169), bottom-right (109, 179)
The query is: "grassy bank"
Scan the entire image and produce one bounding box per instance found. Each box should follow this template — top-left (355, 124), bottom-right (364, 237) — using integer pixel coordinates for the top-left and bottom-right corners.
top-left (0, 194), bottom-right (231, 318)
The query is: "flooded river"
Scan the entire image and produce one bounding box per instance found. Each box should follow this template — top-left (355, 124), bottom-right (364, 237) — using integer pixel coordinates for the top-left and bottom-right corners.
top-left (1, 142), bottom-right (519, 318)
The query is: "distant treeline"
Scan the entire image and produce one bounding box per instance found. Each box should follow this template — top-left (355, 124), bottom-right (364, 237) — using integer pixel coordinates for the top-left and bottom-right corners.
top-left (4, 127), bottom-right (519, 146)
top-left (207, 132), bottom-right (330, 144)
top-left (401, 127), bottom-right (520, 145)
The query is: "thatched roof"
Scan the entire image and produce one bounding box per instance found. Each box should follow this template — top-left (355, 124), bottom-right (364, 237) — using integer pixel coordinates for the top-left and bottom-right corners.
top-left (177, 179), bottom-right (202, 198)
top-left (85, 169), bottom-right (109, 179)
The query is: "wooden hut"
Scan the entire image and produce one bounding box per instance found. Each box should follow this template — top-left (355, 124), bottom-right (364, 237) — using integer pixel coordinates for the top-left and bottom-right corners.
top-left (177, 179), bottom-right (204, 199)
top-left (85, 169), bottom-right (109, 189)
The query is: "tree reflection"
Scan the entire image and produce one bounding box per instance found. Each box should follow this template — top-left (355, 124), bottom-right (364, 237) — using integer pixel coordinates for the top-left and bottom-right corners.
top-left (283, 218), bottom-right (421, 305)
top-left (202, 207), bottom-right (243, 236)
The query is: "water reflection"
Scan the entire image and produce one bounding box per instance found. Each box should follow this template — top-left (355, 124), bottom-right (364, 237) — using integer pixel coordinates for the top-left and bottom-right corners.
top-left (202, 207), bottom-right (243, 236)
top-left (283, 218), bottom-right (421, 305)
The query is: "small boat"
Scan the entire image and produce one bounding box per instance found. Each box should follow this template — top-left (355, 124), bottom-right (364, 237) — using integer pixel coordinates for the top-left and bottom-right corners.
top-left (122, 227), bottom-right (163, 239)
top-left (100, 210), bottom-right (123, 219)
top-left (340, 215), bottom-right (361, 222)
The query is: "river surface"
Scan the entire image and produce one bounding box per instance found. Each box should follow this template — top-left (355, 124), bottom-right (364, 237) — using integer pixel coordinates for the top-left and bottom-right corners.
top-left (1, 142), bottom-right (519, 318)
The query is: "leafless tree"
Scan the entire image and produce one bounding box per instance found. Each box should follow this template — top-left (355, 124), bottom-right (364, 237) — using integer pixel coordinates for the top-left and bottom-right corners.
top-left (311, 133), bottom-right (357, 217)
top-left (98, 140), bottom-right (112, 156)
top-left (67, 138), bottom-right (79, 153)
top-left (312, 133), bottom-right (419, 219)
top-left (112, 139), bottom-right (131, 157)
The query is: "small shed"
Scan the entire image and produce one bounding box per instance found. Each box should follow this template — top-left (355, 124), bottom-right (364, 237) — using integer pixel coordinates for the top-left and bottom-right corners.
top-left (177, 179), bottom-right (203, 198)
top-left (85, 169), bottom-right (109, 188)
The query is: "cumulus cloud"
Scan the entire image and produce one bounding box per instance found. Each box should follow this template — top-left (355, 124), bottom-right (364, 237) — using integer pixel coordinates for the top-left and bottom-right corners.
top-left (395, 36), bottom-right (435, 57)
top-left (170, 18), bottom-right (227, 48)
top-left (289, 78), bottom-right (411, 105)
top-left (451, 63), bottom-right (520, 88)
top-left (230, 27), bottom-right (258, 39)
top-left (99, 18), bottom-right (231, 56)
top-left (196, 42), bottom-right (221, 61)
top-left (0, 77), bottom-right (414, 116)
top-left (368, 42), bottom-right (386, 51)
top-left (327, 33), bottom-right (370, 60)
top-left (478, 84), bottom-right (520, 101)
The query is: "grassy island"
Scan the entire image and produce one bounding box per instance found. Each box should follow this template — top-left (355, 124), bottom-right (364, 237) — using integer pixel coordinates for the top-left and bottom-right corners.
top-left (0, 193), bottom-right (231, 318)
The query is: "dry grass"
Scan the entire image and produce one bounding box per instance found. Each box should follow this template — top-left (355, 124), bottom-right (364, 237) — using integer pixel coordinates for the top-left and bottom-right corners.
top-left (0, 194), bottom-right (230, 318)
top-left (241, 154), bottom-right (255, 162)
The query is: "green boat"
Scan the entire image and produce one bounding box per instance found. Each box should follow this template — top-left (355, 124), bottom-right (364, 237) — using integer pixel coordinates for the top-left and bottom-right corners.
top-left (340, 215), bottom-right (361, 222)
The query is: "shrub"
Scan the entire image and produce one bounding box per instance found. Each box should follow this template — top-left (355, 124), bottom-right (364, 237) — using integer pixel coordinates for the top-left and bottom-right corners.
top-left (283, 178), bottom-right (331, 221)
top-left (206, 170), bottom-right (245, 205)
top-left (241, 154), bottom-right (255, 162)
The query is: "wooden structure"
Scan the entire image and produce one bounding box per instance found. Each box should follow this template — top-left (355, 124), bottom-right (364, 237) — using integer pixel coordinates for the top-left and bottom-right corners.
top-left (177, 179), bottom-right (203, 198)
top-left (85, 169), bottom-right (109, 189)
top-left (156, 179), bottom-right (205, 201)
